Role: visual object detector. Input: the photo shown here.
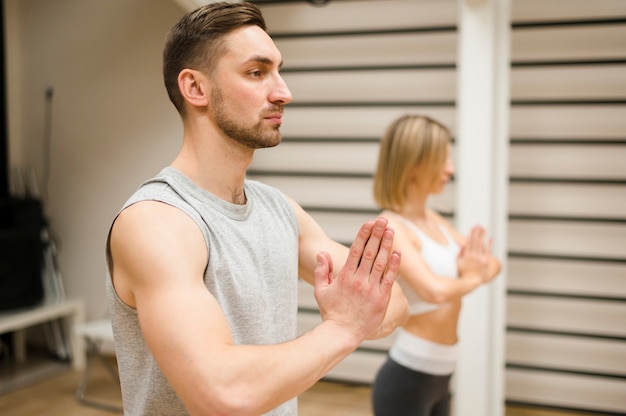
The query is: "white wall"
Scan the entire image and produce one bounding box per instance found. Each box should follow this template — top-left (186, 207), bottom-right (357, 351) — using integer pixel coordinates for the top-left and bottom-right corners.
top-left (5, 0), bottom-right (186, 319)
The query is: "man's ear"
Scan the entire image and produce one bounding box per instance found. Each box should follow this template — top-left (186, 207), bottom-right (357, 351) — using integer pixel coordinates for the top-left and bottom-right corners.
top-left (178, 69), bottom-right (210, 107)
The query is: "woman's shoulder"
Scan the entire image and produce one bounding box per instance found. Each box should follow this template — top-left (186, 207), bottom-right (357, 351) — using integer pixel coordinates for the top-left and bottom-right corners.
top-left (426, 207), bottom-right (446, 222)
top-left (426, 209), bottom-right (464, 246)
top-left (380, 209), bottom-right (408, 229)
top-left (379, 211), bottom-right (423, 253)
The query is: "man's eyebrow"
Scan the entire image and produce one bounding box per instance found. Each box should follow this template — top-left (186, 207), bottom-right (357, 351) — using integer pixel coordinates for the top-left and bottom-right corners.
top-left (246, 55), bottom-right (284, 69)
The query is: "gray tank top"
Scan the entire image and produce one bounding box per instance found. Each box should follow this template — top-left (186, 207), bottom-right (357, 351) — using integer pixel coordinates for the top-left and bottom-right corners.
top-left (106, 167), bottom-right (299, 415)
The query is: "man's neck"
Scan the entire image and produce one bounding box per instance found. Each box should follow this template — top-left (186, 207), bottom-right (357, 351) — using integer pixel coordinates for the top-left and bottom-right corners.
top-left (171, 133), bottom-right (253, 205)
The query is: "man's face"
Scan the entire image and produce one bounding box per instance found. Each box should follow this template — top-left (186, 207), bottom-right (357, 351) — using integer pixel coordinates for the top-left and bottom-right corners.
top-left (210, 25), bottom-right (292, 149)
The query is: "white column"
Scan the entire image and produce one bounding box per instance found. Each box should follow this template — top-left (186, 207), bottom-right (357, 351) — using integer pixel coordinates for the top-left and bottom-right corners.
top-left (454, 0), bottom-right (510, 415)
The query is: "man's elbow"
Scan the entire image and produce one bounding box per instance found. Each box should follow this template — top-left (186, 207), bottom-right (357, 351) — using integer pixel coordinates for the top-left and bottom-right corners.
top-left (184, 383), bottom-right (262, 416)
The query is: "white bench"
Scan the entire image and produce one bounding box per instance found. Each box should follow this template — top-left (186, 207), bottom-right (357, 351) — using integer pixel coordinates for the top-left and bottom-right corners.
top-left (0, 299), bottom-right (86, 370)
top-left (74, 318), bottom-right (122, 412)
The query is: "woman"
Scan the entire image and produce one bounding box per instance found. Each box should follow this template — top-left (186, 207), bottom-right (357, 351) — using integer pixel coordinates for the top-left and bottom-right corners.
top-left (371, 114), bottom-right (501, 416)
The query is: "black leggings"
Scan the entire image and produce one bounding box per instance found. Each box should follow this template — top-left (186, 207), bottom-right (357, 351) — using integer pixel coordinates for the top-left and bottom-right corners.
top-left (371, 357), bottom-right (452, 416)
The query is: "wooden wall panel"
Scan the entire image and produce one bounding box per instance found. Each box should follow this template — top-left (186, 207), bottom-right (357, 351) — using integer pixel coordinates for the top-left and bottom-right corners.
top-left (512, 0), bottom-right (626, 21)
top-left (307, 211), bottom-right (372, 244)
top-left (506, 369), bottom-right (626, 413)
top-left (512, 26), bottom-right (626, 61)
top-left (511, 65), bottom-right (626, 99)
top-left (508, 258), bottom-right (626, 298)
top-left (247, 174), bottom-right (455, 213)
top-left (508, 220), bottom-right (626, 260)
top-left (507, 295), bottom-right (626, 337)
top-left (509, 144), bottom-right (626, 179)
top-left (252, 142), bottom-right (379, 174)
top-left (280, 107), bottom-right (457, 139)
top-left (509, 183), bottom-right (626, 219)
top-left (283, 69), bottom-right (457, 103)
top-left (506, 332), bottom-right (626, 376)
top-left (507, 2), bottom-right (626, 410)
top-left (263, 0), bottom-right (456, 33)
top-left (510, 106), bottom-right (626, 140)
top-left (248, 175), bottom-right (377, 210)
top-left (276, 33), bottom-right (457, 69)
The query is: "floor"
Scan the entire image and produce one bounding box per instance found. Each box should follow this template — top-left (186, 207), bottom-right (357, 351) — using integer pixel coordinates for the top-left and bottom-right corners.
top-left (0, 355), bottom-right (592, 416)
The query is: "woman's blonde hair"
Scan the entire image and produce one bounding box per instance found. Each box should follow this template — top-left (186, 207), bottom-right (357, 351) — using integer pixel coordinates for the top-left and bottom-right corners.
top-left (373, 114), bottom-right (451, 211)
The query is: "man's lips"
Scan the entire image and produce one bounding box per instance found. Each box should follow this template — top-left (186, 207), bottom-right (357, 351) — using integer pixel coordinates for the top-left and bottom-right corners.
top-left (264, 113), bottom-right (283, 124)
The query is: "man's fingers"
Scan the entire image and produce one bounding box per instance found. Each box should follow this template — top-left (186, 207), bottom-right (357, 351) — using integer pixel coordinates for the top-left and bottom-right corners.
top-left (313, 251), bottom-right (332, 288)
top-left (344, 220), bottom-right (375, 274)
top-left (357, 217), bottom-right (390, 278)
top-left (381, 250), bottom-right (401, 290)
top-left (368, 227), bottom-right (395, 282)
top-left (342, 217), bottom-right (398, 290)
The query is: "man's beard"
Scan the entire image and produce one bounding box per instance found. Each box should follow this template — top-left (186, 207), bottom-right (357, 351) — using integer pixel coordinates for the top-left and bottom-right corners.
top-left (211, 86), bottom-right (282, 150)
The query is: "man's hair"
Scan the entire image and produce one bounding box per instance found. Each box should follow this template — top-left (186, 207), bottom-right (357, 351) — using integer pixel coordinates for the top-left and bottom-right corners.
top-left (163, 2), bottom-right (267, 114)
top-left (373, 114), bottom-right (451, 211)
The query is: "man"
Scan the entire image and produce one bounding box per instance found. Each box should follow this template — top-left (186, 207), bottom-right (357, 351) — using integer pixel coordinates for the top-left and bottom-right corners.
top-left (106, 2), bottom-right (408, 415)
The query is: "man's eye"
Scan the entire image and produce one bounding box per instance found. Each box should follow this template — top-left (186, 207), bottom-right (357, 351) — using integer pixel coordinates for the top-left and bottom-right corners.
top-left (250, 70), bottom-right (262, 77)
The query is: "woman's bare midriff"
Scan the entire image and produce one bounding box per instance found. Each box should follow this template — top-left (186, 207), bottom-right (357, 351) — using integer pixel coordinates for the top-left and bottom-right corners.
top-left (403, 300), bottom-right (461, 345)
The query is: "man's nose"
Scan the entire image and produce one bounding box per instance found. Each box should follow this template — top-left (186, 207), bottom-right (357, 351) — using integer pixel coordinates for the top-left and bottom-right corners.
top-left (271, 75), bottom-right (292, 104)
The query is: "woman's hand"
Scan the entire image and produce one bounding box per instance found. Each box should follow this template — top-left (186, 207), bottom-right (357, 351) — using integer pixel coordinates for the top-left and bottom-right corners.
top-left (456, 225), bottom-right (492, 283)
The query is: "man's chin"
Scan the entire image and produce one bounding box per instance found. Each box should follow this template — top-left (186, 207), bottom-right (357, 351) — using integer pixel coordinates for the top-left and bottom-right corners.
top-left (252, 135), bottom-right (282, 149)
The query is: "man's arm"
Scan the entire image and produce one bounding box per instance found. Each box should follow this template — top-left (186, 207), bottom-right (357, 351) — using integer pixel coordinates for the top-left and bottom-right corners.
top-left (109, 200), bottom-right (400, 415)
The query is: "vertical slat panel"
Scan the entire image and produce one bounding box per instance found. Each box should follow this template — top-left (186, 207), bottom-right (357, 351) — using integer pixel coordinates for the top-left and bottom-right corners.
top-left (508, 1), bottom-right (626, 412)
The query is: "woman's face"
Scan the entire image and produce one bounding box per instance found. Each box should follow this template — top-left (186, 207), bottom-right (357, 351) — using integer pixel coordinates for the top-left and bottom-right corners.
top-left (429, 144), bottom-right (454, 195)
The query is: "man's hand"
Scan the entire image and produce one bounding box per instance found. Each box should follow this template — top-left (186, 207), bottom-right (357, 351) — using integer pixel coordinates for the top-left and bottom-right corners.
top-left (313, 217), bottom-right (401, 343)
top-left (365, 282), bottom-right (409, 340)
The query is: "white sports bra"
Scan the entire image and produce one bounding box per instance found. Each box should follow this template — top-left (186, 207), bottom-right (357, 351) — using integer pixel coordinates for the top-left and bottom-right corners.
top-left (391, 213), bottom-right (460, 315)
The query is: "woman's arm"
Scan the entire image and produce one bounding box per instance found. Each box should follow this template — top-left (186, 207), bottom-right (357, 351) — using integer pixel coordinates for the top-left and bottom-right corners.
top-left (438, 211), bottom-right (501, 284)
top-left (386, 213), bottom-right (483, 305)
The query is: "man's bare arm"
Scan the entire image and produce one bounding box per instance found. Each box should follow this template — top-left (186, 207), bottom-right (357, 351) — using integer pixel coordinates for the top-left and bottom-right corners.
top-left (110, 200), bottom-right (400, 415)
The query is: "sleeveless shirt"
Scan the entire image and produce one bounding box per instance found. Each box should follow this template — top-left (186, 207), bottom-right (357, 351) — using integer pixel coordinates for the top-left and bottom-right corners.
top-left (106, 167), bottom-right (299, 415)
top-left (391, 213), bottom-right (460, 315)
